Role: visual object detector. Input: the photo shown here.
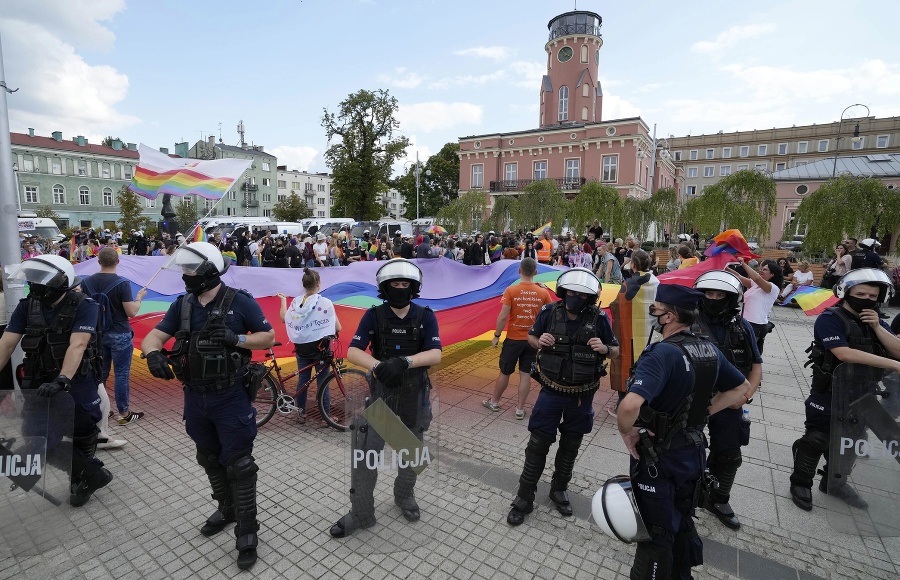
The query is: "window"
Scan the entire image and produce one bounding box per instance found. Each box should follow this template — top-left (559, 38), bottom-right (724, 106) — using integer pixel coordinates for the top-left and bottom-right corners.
top-left (305, 182), bottom-right (314, 192)
top-left (23, 156), bottom-right (34, 172)
top-left (722, 147), bottom-right (732, 158)
top-left (775, 162), bottom-right (786, 171)
top-left (318, 197), bottom-right (325, 205)
top-left (565, 159), bottom-right (580, 183)
top-left (102, 187), bottom-right (113, 206)
top-left (305, 195), bottom-right (314, 205)
top-left (778, 143), bottom-right (788, 155)
top-left (101, 163), bottom-right (110, 178)
top-left (318, 211), bottom-right (325, 217)
top-left (673, 151), bottom-right (682, 161)
top-left (292, 182), bottom-right (300, 189)
top-left (318, 184), bottom-right (325, 192)
top-left (51, 158), bottom-right (62, 175)
top-left (687, 167), bottom-right (698, 178)
top-left (124, 165), bottom-right (132, 180)
top-left (249, 177), bottom-right (256, 185)
top-left (851, 137), bottom-right (865, 150)
top-left (263, 194), bottom-right (271, 202)
top-left (53, 184), bottom-right (65, 204)
top-left (580, 44), bottom-right (588, 63)
top-left (739, 146), bottom-right (749, 157)
top-left (472, 165), bottom-right (483, 188)
top-left (533, 160), bottom-right (547, 180)
top-left (720, 165), bottom-right (732, 176)
top-left (277, 194), bottom-right (286, 201)
top-left (703, 166), bottom-right (714, 177)
top-left (685, 185), bottom-right (697, 196)
top-left (705, 149), bottom-right (714, 160)
top-left (689, 150), bottom-right (698, 161)
top-left (263, 209), bottom-right (272, 217)
top-left (798, 141), bottom-right (809, 154)
top-left (558, 86), bottom-right (569, 121)
top-left (818, 140), bottom-right (828, 152)
top-left (581, 106), bottom-right (588, 121)
top-left (877, 135), bottom-right (890, 148)
top-left (262, 162), bottom-right (270, 171)
top-left (79, 186), bottom-right (90, 205)
top-left (602, 155), bottom-right (618, 182)
top-left (262, 178), bottom-right (271, 186)
top-left (277, 180), bottom-right (287, 188)
top-left (755, 162), bottom-right (767, 171)
top-left (504, 162), bottom-right (517, 183)
top-left (737, 164), bottom-right (749, 171)
top-left (758, 144), bottom-right (767, 156)
top-left (145, 197), bottom-right (155, 208)
top-left (24, 185), bottom-right (38, 204)
top-left (795, 161), bottom-right (808, 167)
top-left (582, 84), bottom-right (589, 97)
top-left (77, 160), bottom-right (87, 176)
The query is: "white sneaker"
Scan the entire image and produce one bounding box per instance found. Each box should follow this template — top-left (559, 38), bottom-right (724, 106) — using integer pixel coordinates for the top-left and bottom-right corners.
top-left (97, 437), bottom-right (127, 450)
top-left (515, 409), bottom-right (526, 420)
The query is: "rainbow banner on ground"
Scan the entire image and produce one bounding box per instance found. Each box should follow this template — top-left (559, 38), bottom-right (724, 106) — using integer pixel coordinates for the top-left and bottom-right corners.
top-left (531, 222), bottom-right (552, 237)
top-left (778, 286), bottom-right (839, 316)
top-left (129, 144), bottom-right (251, 200)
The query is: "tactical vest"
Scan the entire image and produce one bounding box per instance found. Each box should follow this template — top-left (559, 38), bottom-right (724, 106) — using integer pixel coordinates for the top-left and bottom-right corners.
top-left (634, 331), bottom-right (720, 448)
top-left (849, 250), bottom-right (866, 270)
top-left (693, 313), bottom-right (754, 378)
top-left (536, 302), bottom-right (607, 394)
top-left (20, 293), bottom-right (99, 387)
top-left (805, 306), bottom-right (888, 393)
top-left (369, 303), bottom-right (427, 360)
top-left (167, 286), bottom-right (251, 387)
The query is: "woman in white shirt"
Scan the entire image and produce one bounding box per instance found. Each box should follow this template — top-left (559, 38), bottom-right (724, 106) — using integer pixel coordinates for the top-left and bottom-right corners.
top-left (733, 257), bottom-right (783, 354)
top-left (278, 268), bottom-right (342, 420)
top-left (779, 260), bottom-right (815, 300)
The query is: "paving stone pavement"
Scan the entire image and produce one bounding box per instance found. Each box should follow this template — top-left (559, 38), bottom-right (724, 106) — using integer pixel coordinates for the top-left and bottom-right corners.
top-left (1, 302), bottom-right (899, 580)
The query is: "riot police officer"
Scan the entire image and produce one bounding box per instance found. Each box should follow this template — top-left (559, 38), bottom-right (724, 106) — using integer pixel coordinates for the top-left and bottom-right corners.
top-left (507, 268), bottom-right (619, 526)
top-left (0, 255), bottom-right (113, 506)
top-left (141, 242), bottom-right (275, 570)
top-left (331, 259), bottom-right (442, 538)
top-left (789, 268), bottom-right (900, 511)
top-left (693, 270), bottom-right (761, 529)
top-left (617, 284), bottom-right (750, 580)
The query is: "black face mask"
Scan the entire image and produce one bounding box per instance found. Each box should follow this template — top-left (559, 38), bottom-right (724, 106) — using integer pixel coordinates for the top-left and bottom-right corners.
top-left (183, 273), bottom-right (221, 296)
top-left (384, 284), bottom-right (414, 309)
top-left (649, 306), bottom-right (669, 333)
top-left (564, 293), bottom-right (591, 314)
top-left (702, 296), bottom-right (731, 319)
top-left (29, 283), bottom-right (66, 305)
top-left (845, 295), bottom-right (879, 314)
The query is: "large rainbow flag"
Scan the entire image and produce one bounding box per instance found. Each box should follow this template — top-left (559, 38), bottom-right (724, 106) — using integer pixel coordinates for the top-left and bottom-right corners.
top-left (778, 285), bottom-right (839, 316)
top-left (531, 222), bottom-right (552, 237)
top-left (129, 144), bottom-right (251, 200)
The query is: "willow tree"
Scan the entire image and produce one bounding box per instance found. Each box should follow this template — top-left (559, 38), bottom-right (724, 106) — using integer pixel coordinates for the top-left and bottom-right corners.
top-left (794, 175), bottom-right (900, 253)
top-left (513, 179), bottom-right (568, 233)
top-left (622, 196), bottom-right (654, 242)
top-left (646, 187), bottom-right (681, 241)
top-left (681, 170), bottom-right (776, 239)
top-left (436, 190), bottom-right (488, 234)
top-left (569, 180), bottom-right (623, 239)
top-left (484, 196), bottom-right (520, 233)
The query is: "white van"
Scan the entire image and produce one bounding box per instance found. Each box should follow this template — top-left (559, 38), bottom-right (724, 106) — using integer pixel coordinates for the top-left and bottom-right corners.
top-left (411, 217), bottom-right (435, 236)
top-left (349, 219), bottom-right (412, 240)
top-left (18, 216), bottom-right (63, 241)
top-left (254, 222), bottom-right (304, 237)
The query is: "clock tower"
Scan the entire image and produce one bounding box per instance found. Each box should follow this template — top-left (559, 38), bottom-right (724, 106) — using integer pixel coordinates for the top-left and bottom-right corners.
top-left (539, 11), bottom-right (603, 128)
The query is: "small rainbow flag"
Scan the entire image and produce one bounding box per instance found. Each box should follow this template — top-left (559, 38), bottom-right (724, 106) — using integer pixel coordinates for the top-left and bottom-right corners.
top-left (221, 251), bottom-right (238, 265)
top-left (531, 222), bottom-right (552, 237)
top-left (129, 144), bottom-right (251, 200)
top-left (193, 228), bottom-right (206, 243)
top-left (779, 286), bottom-right (839, 316)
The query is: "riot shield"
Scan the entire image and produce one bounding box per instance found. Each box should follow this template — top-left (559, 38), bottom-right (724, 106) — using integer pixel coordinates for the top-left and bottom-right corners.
top-left (825, 363), bottom-right (900, 537)
top-left (0, 390), bottom-right (74, 555)
top-left (338, 369), bottom-right (441, 554)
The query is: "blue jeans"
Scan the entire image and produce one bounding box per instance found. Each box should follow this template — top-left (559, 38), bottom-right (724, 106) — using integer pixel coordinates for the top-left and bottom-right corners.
top-left (100, 331), bottom-right (134, 414)
top-left (295, 355), bottom-right (331, 412)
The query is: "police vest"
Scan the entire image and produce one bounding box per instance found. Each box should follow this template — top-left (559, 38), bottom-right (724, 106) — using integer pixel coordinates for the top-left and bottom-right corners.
top-left (693, 313), bottom-right (754, 378)
top-left (536, 302), bottom-right (607, 394)
top-left (536, 242), bottom-right (551, 263)
top-left (369, 303), bottom-right (428, 361)
top-left (849, 250), bottom-right (866, 270)
top-left (167, 286), bottom-right (250, 387)
top-left (634, 331), bottom-right (720, 448)
top-left (20, 293), bottom-right (99, 387)
top-left (805, 306), bottom-right (888, 394)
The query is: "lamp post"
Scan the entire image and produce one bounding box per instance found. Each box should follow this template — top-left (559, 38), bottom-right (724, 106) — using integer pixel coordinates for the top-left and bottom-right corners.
top-left (832, 103), bottom-right (870, 179)
top-left (643, 124), bottom-right (671, 195)
top-left (404, 152), bottom-right (431, 219)
top-left (12, 162), bottom-right (20, 214)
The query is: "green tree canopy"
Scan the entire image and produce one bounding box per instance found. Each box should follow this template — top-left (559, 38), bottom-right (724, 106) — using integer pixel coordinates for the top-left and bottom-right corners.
top-left (101, 136), bottom-right (123, 147)
top-left (680, 170), bottom-right (776, 240)
top-left (116, 186), bottom-right (151, 233)
top-left (512, 179), bottom-right (568, 233)
top-left (794, 175), bottom-right (900, 253)
top-left (483, 196), bottom-right (519, 233)
top-left (272, 192), bottom-right (312, 222)
top-left (175, 199), bottom-right (199, 233)
top-left (322, 89), bottom-right (409, 220)
top-left (35, 205), bottom-right (61, 221)
top-left (646, 187), bottom-right (681, 241)
top-left (436, 190), bottom-right (488, 234)
top-left (396, 142), bottom-right (461, 219)
top-left (569, 181), bottom-right (623, 239)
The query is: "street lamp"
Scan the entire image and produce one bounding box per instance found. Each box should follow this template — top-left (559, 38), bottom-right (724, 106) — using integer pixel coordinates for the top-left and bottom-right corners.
top-left (404, 152), bottom-right (431, 219)
top-left (832, 103), bottom-right (870, 179)
top-left (644, 124), bottom-right (671, 195)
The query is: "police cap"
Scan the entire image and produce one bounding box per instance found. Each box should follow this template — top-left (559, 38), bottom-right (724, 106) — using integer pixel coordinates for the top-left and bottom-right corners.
top-left (656, 284), bottom-right (704, 309)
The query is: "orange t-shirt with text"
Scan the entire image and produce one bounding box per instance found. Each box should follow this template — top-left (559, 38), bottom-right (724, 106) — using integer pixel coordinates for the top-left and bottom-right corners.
top-left (501, 281), bottom-right (553, 341)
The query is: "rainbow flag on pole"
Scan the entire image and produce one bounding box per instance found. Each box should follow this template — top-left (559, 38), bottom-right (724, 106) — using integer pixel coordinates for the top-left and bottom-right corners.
top-left (193, 227), bottom-right (206, 243)
top-left (129, 144), bottom-right (251, 200)
top-left (531, 222), bottom-right (552, 237)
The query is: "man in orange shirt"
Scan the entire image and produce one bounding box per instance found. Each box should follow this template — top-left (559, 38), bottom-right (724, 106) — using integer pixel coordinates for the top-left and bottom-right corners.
top-left (483, 258), bottom-right (553, 419)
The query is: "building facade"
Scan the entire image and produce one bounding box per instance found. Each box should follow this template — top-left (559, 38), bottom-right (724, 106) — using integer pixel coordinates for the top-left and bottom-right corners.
top-left (275, 168), bottom-right (335, 218)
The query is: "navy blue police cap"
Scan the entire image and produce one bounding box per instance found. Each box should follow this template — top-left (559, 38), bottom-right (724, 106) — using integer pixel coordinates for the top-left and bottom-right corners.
top-left (656, 284), bottom-right (705, 309)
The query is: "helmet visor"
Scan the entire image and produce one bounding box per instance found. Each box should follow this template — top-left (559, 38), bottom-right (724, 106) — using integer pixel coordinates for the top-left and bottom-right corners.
top-left (9, 260), bottom-right (68, 286)
top-left (163, 246), bottom-right (210, 275)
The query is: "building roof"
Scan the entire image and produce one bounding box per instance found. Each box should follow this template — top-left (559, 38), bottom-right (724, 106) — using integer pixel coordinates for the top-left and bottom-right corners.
top-left (216, 143), bottom-right (276, 158)
top-left (772, 154), bottom-right (900, 181)
top-left (459, 116), bottom-right (643, 140)
top-left (11, 132), bottom-right (139, 159)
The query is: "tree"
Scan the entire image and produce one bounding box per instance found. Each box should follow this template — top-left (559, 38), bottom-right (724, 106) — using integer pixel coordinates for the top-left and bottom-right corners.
top-left (679, 170), bottom-right (776, 240)
top-left (175, 199), bottom-right (199, 233)
top-left (396, 142), bottom-right (461, 219)
top-left (794, 175), bottom-right (900, 253)
top-left (101, 136), bottom-right (123, 147)
top-left (436, 190), bottom-right (487, 234)
top-left (35, 205), bottom-right (61, 222)
top-left (646, 187), bottom-right (681, 241)
top-left (569, 181), bottom-right (624, 239)
top-left (322, 89), bottom-right (410, 220)
top-left (484, 196), bottom-right (519, 233)
top-left (513, 179), bottom-right (568, 233)
top-left (622, 196), bottom-right (653, 242)
top-left (117, 185), bottom-right (151, 233)
top-left (272, 192), bottom-right (313, 222)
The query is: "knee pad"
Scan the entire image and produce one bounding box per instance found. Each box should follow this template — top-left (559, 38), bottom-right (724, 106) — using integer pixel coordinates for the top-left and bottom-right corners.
top-left (526, 430), bottom-right (556, 455)
top-left (72, 433), bottom-right (98, 457)
top-left (226, 453), bottom-right (259, 480)
top-left (196, 447), bottom-right (220, 469)
top-left (631, 541), bottom-right (673, 580)
top-left (710, 447), bottom-right (742, 469)
top-left (798, 430), bottom-right (829, 454)
top-left (558, 432), bottom-right (583, 453)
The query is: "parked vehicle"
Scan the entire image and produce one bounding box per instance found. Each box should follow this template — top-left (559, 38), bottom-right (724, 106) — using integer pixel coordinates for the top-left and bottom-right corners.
top-left (18, 214), bottom-right (63, 241)
top-left (777, 235), bottom-right (805, 251)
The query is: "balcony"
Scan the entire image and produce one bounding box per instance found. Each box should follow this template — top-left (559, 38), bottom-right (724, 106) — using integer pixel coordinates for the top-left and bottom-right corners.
top-left (242, 183), bottom-right (259, 192)
top-left (489, 177), bottom-right (586, 193)
top-left (245, 200), bottom-right (259, 208)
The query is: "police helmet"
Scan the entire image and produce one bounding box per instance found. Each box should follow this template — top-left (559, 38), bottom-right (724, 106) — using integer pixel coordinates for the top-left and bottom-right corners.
top-left (10, 254), bottom-right (78, 289)
top-left (591, 475), bottom-right (651, 544)
top-left (376, 258), bottom-right (422, 292)
top-left (833, 267), bottom-right (894, 304)
top-left (164, 241), bottom-right (228, 276)
top-left (556, 267), bottom-right (600, 300)
top-left (859, 238), bottom-right (880, 250)
top-left (694, 270), bottom-right (743, 296)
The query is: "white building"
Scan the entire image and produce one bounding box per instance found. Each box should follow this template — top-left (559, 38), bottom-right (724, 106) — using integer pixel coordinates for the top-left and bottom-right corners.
top-left (276, 167), bottom-right (334, 218)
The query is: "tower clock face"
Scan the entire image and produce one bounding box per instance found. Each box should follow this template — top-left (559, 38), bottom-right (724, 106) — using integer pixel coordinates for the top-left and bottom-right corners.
top-left (558, 46), bottom-right (573, 63)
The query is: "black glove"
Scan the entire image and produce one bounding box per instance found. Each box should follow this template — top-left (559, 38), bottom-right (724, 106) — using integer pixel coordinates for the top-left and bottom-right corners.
top-left (373, 357), bottom-right (409, 387)
top-left (208, 326), bottom-right (239, 347)
top-left (37, 375), bottom-right (70, 397)
top-left (146, 351), bottom-right (175, 380)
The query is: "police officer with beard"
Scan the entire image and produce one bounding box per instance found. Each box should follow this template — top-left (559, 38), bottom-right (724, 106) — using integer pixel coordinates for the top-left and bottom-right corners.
top-left (331, 259), bottom-right (442, 538)
top-left (789, 268), bottom-right (900, 512)
top-left (692, 271), bottom-right (761, 530)
top-left (141, 242), bottom-right (275, 570)
top-left (0, 255), bottom-right (114, 506)
top-left (618, 284), bottom-right (750, 580)
top-left (507, 268), bottom-right (619, 526)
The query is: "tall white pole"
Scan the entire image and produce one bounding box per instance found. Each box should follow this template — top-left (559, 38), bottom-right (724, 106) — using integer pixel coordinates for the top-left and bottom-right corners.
top-left (415, 151), bottom-right (420, 220)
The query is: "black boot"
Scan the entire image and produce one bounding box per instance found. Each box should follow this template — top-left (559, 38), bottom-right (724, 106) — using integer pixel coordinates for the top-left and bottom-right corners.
top-left (394, 466), bottom-right (420, 522)
top-left (508, 430), bottom-right (554, 526)
top-left (331, 422), bottom-right (380, 538)
top-left (818, 467), bottom-right (869, 509)
top-left (789, 431), bottom-right (828, 511)
top-left (228, 454), bottom-right (260, 570)
top-left (549, 433), bottom-right (582, 517)
top-left (706, 449), bottom-right (742, 529)
top-left (70, 433), bottom-right (112, 507)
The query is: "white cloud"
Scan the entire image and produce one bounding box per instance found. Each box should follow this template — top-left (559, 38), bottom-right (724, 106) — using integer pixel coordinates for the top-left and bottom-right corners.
top-left (510, 61), bottom-right (545, 89)
top-left (270, 145), bottom-right (320, 172)
top-left (398, 102), bottom-right (483, 133)
top-left (662, 98), bottom-right (794, 133)
top-left (692, 23), bottom-right (776, 54)
top-left (428, 70), bottom-right (507, 90)
top-left (453, 46), bottom-right (513, 61)
top-left (602, 93), bottom-right (642, 121)
top-left (376, 67), bottom-right (425, 89)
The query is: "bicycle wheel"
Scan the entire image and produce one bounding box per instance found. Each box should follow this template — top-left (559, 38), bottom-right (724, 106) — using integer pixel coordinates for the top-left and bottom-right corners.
top-left (254, 375), bottom-right (279, 428)
top-left (318, 368), bottom-right (368, 431)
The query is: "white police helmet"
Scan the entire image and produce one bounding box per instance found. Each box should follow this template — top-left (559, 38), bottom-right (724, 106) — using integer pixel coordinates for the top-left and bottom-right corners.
top-left (694, 270), bottom-right (743, 296)
top-left (556, 267), bottom-right (600, 299)
top-left (833, 267), bottom-right (894, 304)
top-left (376, 258), bottom-right (423, 307)
top-left (859, 238), bottom-right (881, 250)
top-left (164, 241), bottom-right (228, 276)
top-left (591, 475), bottom-right (651, 543)
top-left (10, 254), bottom-right (78, 288)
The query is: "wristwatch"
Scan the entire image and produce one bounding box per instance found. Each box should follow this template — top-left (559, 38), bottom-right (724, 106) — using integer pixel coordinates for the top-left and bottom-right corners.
top-left (745, 397), bottom-right (754, 404)
top-left (404, 356), bottom-right (414, 368)
top-left (238, 335), bottom-right (247, 345)
top-left (494, 332), bottom-right (502, 338)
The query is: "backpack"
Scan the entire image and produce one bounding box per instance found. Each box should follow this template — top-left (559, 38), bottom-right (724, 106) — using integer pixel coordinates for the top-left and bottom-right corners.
top-left (81, 275), bottom-right (129, 333)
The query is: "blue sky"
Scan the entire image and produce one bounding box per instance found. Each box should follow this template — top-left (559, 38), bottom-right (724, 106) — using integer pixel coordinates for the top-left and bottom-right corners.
top-left (3, 0), bottom-right (899, 174)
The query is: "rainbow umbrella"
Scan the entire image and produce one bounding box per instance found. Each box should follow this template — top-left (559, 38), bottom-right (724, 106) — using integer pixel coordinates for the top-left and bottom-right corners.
top-left (426, 225), bottom-right (447, 235)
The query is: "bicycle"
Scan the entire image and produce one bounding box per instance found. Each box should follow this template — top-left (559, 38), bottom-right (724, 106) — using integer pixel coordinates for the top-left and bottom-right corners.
top-left (251, 337), bottom-right (369, 431)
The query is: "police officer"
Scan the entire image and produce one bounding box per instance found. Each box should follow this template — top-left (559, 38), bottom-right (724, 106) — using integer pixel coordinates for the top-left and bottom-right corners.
top-left (617, 284), bottom-right (750, 580)
top-left (692, 270), bottom-right (761, 530)
top-left (0, 255), bottom-right (113, 506)
top-left (331, 259), bottom-right (441, 538)
top-left (789, 268), bottom-right (900, 512)
top-left (852, 238), bottom-right (884, 270)
top-left (506, 268), bottom-right (619, 526)
top-left (141, 242), bottom-right (275, 570)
